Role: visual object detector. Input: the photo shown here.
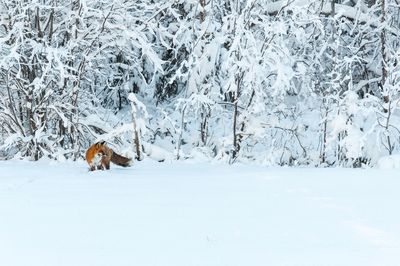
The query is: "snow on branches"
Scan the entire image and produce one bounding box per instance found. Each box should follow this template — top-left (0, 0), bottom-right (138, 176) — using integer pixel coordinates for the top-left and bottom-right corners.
top-left (1, 0), bottom-right (400, 167)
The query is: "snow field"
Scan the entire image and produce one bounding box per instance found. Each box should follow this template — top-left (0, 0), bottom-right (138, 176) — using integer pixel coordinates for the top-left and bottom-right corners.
top-left (0, 160), bottom-right (400, 266)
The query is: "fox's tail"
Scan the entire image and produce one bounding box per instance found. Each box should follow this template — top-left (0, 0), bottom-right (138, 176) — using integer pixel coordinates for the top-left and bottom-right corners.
top-left (111, 151), bottom-right (132, 167)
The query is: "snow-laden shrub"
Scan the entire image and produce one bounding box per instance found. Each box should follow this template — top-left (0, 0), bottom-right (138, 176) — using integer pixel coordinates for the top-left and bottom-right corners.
top-left (1, 0), bottom-right (400, 167)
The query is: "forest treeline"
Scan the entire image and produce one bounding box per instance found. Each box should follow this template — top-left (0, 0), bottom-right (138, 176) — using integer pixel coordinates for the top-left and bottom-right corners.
top-left (1, 0), bottom-right (399, 167)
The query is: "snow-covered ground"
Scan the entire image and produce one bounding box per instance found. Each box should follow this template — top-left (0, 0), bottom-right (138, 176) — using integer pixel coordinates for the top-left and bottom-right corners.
top-left (1, 159), bottom-right (400, 266)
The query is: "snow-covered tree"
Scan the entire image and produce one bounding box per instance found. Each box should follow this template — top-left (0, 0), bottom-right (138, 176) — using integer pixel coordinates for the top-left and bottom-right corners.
top-left (2, 0), bottom-right (400, 167)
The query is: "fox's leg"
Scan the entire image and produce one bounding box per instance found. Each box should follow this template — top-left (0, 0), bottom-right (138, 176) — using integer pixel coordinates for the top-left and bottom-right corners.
top-left (89, 165), bottom-right (96, 171)
top-left (97, 165), bottom-right (103, 170)
top-left (105, 161), bottom-right (110, 170)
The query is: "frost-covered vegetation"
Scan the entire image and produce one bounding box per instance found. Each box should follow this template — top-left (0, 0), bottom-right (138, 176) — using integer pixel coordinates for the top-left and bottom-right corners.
top-left (1, 0), bottom-right (400, 167)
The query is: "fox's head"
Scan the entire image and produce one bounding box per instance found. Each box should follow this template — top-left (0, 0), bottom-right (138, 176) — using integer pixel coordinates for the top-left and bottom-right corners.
top-left (94, 141), bottom-right (108, 156)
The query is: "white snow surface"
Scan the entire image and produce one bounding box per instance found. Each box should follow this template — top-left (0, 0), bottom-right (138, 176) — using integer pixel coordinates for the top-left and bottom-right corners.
top-left (1, 159), bottom-right (400, 266)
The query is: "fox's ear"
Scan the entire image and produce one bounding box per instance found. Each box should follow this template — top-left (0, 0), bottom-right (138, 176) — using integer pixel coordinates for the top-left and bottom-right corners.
top-left (96, 141), bottom-right (105, 147)
top-left (94, 140), bottom-right (106, 148)
top-left (95, 141), bottom-right (104, 148)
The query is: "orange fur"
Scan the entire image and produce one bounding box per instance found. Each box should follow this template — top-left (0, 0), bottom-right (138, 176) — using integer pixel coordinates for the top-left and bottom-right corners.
top-left (86, 141), bottom-right (132, 171)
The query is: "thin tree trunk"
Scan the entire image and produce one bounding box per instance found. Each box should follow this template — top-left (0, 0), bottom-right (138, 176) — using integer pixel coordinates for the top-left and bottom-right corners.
top-left (199, 0), bottom-right (206, 23)
top-left (131, 110), bottom-right (141, 160)
top-left (381, 0), bottom-right (389, 111)
top-left (200, 107), bottom-right (209, 146)
top-left (176, 106), bottom-right (186, 160)
top-left (232, 74), bottom-right (241, 161)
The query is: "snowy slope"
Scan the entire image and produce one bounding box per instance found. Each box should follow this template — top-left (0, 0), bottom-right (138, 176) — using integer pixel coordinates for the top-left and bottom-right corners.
top-left (1, 160), bottom-right (400, 266)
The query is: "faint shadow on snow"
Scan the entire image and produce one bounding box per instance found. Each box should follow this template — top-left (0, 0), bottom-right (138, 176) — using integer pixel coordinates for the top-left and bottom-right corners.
top-left (350, 222), bottom-right (400, 248)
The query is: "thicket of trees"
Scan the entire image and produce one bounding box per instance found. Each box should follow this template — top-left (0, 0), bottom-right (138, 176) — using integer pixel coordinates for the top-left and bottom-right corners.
top-left (1, 0), bottom-right (400, 167)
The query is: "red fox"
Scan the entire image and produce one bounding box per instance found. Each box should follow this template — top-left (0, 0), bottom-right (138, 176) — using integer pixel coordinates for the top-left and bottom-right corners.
top-left (86, 141), bottom-right (132, 171)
